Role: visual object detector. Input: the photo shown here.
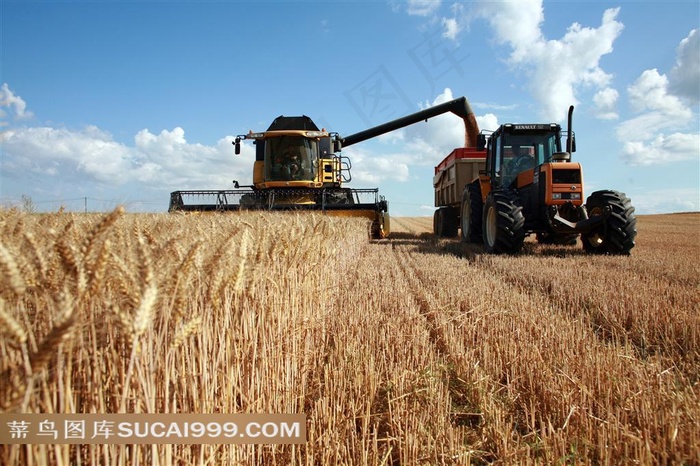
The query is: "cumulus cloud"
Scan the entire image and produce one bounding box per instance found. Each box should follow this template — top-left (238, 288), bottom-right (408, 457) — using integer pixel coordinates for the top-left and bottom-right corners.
top-left (669, 29), bottom-right (700, 104)
top-left (616, 32), bottom-right (699, 166)
top-left (0, 87), bottom-right (254, 207)
top-left (2, 124), bottom-right (252, 189)
top-left (456, 3), bottom-right (622, 122)
top-left (0, 83), bottom-right (33, 125)
top-left (621, 133), bottom-right (699, 165)
top-left (628, 69), bottom-right (690, 116)
top-left (403, 2), bottom-right (625, 121)
top-left (593, 88), bottom-right (619, 120)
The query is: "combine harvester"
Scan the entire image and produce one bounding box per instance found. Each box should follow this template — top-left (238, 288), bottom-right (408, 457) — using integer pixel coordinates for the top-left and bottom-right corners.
top-left (169, 98), bottom-right (481, 239)
top-left (433, 103), bottom-right (637, 254)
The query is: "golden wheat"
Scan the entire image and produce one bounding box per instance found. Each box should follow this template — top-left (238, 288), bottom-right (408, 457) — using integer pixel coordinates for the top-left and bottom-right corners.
top-left (0, 209), bottom-right (697, 464)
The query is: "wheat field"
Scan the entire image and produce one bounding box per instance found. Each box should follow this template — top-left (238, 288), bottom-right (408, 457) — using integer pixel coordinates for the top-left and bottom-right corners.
top-left (0, 208), bottom-right (698, 465)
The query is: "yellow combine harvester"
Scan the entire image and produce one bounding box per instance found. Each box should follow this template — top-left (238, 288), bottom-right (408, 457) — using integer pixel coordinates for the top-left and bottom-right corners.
top-left (169, 98), bottom-right (479, 238)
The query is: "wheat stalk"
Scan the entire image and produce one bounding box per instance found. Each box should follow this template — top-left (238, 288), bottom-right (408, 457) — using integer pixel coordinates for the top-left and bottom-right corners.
top-left (132, 235), bottom-right (157, 339)
top-left (234, 229), bottom-right (250, 294)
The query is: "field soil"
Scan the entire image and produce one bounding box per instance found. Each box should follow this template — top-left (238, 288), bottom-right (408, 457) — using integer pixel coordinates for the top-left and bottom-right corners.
top-left (0, 209), bottom-right (698, 464)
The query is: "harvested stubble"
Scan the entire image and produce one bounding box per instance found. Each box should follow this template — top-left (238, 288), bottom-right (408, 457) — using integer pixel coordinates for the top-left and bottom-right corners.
top-left (0, 208), bottom-right (698, 465)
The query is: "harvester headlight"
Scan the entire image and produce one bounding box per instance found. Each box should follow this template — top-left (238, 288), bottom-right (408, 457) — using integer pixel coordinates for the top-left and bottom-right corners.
top-left (305, 131), bottom-right (326, 137)
top-left (246, 132), bottom-right (265, 139)
top-left (552, 193), bottom-right (562, 200)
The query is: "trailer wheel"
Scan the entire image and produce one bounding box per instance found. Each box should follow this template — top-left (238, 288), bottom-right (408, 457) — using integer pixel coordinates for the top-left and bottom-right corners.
top-left (582, 190), bottom-right (637, 255)
top-left (483, 191), bottom-right (525, 254)
top-left (434, 207), bottom-right (458, 238)
top-left (460, 181), bottom-right (483, 243)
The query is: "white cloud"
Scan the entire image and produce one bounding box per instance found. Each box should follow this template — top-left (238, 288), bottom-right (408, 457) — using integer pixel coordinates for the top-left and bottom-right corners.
top-left (628, 69), bottom-right (690, 116)
top-left (0, 83), bottom-right (33, 125)
top-left (471, 1), bottom-right (545, 63)
top-left (442, 17), bottom-right (460, 41)
top-left (469, 3), bottom-right (623, 122)
top-left (669, 29), bottom-right (700, 104)
top-left (621, 133), bottom-right (699, 165)
top-left (616, 34), bottom-right (698, 166)
top-left (593, 87), bottom-right (619, 120)
top-left (477, 113), bottom-right (499, 132)
top-left (626, 187), bottom-right (700, 214)
top-left (346, 146), bottom-right (411, 184)
top-left (407, 0), bottom-right (441, 17)
top-left (1, 122), bottom-right (254, 193)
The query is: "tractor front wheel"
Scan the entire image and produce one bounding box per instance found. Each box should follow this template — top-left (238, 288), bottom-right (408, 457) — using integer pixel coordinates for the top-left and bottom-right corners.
top-left (582, 190), bottom-right (637, 255)
top-left (483, 191), bottom-right (525, 254)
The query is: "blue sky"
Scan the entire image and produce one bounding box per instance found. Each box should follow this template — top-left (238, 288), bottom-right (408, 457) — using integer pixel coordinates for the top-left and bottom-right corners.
top-left (1, 0), bottom-right (698, 216)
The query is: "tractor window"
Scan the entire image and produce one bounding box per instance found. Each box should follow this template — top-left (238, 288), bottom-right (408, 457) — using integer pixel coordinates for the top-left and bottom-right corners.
top-left (501, 136), bottom-right (539, 186)
top-left (266, 136), bottom-right (317, 182)
top-left (490, 133), bottom-right (503, 185)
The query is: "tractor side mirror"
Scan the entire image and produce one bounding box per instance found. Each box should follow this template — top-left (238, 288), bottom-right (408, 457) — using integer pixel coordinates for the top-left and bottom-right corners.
top-left (477, 134), bottom-right (487, 151)
top-left (570, 135), bottom-right (576, 153)
top-left (234, 137), bottom-right (241, 155)
top-left (333, 139), bottom-right (343, 153)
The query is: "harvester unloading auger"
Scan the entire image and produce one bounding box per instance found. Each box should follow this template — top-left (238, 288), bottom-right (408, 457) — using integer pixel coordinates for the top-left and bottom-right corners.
top-left (169, 98), bottom-right (480, 239)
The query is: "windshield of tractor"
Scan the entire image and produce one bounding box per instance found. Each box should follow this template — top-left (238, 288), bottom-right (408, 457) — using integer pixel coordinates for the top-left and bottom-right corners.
top-left (500, 132), bottom-right (560, 186)
top-left (266, 136), bottom-right (317, 182)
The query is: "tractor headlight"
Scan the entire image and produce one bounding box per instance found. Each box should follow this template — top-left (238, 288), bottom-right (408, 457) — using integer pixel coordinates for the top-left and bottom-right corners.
top-left (552, 193), bottom-right (562, 200)
top-left (570, 193), bottom-right (581, 200)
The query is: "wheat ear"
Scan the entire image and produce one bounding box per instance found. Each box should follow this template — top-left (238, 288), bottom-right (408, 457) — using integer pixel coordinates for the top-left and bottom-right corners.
top-left (0, 242), bottom-right (26, 297)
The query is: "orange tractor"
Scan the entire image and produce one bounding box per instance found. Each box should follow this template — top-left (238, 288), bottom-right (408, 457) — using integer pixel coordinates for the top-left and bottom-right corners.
top-left (434, 103), bottom-right (637, 254)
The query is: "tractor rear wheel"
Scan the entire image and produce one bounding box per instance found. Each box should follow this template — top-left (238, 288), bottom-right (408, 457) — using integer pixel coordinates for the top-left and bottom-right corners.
top-left (460, 181), bottom-right (483, 243)
top-left (582, 190), bottom-right (637, 255)
top-left (483, 191), bottom-right (525, 254)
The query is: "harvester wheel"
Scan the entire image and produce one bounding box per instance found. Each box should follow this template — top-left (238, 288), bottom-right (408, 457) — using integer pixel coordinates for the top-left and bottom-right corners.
top-left (434, 207), bottom-right (458, 238)
top-left (582, 190), bottom-right (637, 255)
top-left (483, 191), bottom-right (525, 254)
top-left (460, 181), bottom-right (483, 243)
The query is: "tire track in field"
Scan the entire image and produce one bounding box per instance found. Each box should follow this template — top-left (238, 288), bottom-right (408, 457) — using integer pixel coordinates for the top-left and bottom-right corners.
top-left (390, 241), bottom-right (484, 430)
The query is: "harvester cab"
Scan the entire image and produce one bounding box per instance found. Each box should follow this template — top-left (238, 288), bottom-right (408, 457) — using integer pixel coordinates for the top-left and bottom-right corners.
top-left (465, 106), bottom-right (637, 254)
top-left (232, 116), bottom-right (350, 190)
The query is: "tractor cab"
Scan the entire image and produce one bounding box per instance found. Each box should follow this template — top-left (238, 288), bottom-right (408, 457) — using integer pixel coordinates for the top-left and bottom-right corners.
top-left (478, 123), bottom-right (574, 190)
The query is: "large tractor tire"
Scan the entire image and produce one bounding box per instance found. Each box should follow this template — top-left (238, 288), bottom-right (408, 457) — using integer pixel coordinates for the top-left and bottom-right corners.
top-left (434, 207), bottom-right (459, 238)
top-left (581, 190), bottom-right (637, 255)
top-left (483, 191), bottom-right (525, 254)
top-left (460, 181), bottom-right (483, 243)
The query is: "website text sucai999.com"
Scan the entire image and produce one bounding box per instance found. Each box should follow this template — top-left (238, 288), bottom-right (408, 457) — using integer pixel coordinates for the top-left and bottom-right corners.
top-left (0, 414), bottom-right (306, 445)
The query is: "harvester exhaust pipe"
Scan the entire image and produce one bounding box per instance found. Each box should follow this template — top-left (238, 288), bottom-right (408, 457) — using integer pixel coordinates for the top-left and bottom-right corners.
top-left (566, 105), bottom-right (574, 153)
top-left (341, 96), bottom-right (480, 149)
